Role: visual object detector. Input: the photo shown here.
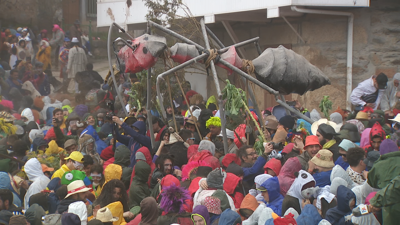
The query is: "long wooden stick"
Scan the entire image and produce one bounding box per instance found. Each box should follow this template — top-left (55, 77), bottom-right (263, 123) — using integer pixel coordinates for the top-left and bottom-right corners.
top-left (164, 54), bottom-right (203, 140)
top-left (242, 99), bottom-right (266, 143)
top-left (166, 79), bottom-right (178, 131)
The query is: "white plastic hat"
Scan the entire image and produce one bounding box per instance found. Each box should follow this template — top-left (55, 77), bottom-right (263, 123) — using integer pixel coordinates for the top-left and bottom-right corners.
top-left (71, 37), bottom-right (79, 43)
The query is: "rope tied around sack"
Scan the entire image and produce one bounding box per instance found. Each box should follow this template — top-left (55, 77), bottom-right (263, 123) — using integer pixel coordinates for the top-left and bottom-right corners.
top-left (204, 49), bottom-right (219, 68)
top-left (241, 59), bottom-right (255, 75)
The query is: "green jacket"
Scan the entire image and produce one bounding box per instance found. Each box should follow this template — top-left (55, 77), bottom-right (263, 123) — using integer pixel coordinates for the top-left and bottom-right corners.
top-left (113, 145), bottom-right (132, 188)
top-left (129, 160), bottom-right (151, 209)
top-left (369, 175), bottom-right (400, 225)
top-left (368, 151), bottom-right (400, 189)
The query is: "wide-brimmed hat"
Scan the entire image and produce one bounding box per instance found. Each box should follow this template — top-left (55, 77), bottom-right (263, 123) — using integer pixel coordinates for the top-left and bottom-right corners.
top-left (71, 37), bottom-right (79, 43)
top-left (95, 207), bottom-right (119, 222)
top-left (310, 149), bottom-right (335, 168)
top-left (64, 139), bottom-right (77, 149)
top-left (355, 111), bottom-right (368, 120)
top-left (339, 123), bottom-right (360, 142)
top-left (389, 114), bottom-right (400, 124)
top-left (265, 119), bottom-right (278, 130)
top-left (64, 180), bottom-right (91, 199)
top-left (311, 119), bottom-right (339, 135)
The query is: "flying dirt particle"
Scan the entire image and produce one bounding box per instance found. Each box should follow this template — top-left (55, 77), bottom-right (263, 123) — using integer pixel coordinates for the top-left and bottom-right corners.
top-left (107, 7), bottom-right (115, 21)
top-left (127, 0), bottom-right (132, 8)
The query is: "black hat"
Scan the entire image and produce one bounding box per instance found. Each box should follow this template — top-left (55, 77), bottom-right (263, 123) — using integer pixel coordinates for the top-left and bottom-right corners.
top-left (340, 123), bottom-right (360, 142)
top-left (317, 123), bottom-right (339, 140)
top-left (376, 73), bottom-right (388, 89)
top-left (279, 115), bottom-right (295, 130)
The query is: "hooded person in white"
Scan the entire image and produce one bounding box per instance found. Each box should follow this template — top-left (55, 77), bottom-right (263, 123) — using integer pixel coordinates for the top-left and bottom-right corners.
top-left (21, 108), bottom-right (35, 124)
top-left (381, 73), bottom-right (400, 112)
top-left (21, 81), bottom-right (41, 100)
top-left (250, 174), bottom-right (272, 201)
top-left (257, 207), bottom-right (275, 225)
top-left (284, 170), bottom-right (316, 213)
top-left (351, 180), bottom-right (378, 205)
top-left (68, 201), bottom-right (88, 225)
top-left (242, 203), bottom-right (266, 225)
top-left (24, 158), bottom-right (50, 209)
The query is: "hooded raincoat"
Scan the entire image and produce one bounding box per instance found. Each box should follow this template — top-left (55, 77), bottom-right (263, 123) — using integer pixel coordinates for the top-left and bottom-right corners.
top-left (218, 208), bottom-right (241, 225)
top-left (81, 125), bottom-right (108, 154)
top-left (113, 144), bottom-right (133, 186)
top-left (261, 177), bottom-right (284, 216)
top-left (325, 185), bottom-right (356, 225)
top-left (24, 158), bottom-right (50, 209)
top-left (283, 170), bottom-right (315, 215)
top-left (296, 204), bottom-right (323, 225)
top-left (129, 161), bottom-right (151, 208)
top-left (192, 205), bottom-right (210, 225)
top-left (238, 194), bottom-right (259, 221)
top-left (129, 147), bottom-right (155, 189)
top-left (278, 157), bottom-right (302, 195)
top-left (223, 173), bottom-right (244, 209)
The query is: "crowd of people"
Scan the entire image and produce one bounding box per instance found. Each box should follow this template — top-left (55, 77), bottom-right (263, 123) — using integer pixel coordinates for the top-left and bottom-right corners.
top-left (0, 23), bottom-right (399, 225)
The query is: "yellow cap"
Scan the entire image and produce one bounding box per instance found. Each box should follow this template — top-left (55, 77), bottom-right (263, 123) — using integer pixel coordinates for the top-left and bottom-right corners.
top-left (64, 151), bottom-right (84, 163)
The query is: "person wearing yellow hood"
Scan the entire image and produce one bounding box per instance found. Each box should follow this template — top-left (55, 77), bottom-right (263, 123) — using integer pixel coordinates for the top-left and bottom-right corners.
top-left (94, 164), bottom-right (122, 197)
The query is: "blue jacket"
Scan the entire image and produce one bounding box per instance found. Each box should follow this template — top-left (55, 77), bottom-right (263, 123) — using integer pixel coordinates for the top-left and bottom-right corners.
top-left (313, 170), bottom-right (332, 187)
top-left (218, 208), bottom-right (241, 225)
top-left (243, 155), bottom-right (267, 186)
top-left (326, 185), bottom-right (356, 225)
top-left (82, 125), bottom-right (108, 154)
top-left (47, 178), bottom-right (62, 214)
top-left (296, 204), bottom-right (322, 225)
top-left (0, 172), bottom-right (22, 207)
top-left (114, 121), bottom-right (151, 167)
top-left (261, 177), bottom-right (284, 216)
top-left (335, 157), bottom-right (349, 170)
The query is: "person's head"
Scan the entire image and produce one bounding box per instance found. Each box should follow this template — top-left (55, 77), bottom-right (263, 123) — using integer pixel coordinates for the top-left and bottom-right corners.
top-left (12, 140), bottom-right (28, 157)
top-left (34, 61), bottom-right (43, 74)
top-left (372, 73), bottom-right (388, 90)
top-left (279, 115), bottom-right (295, 131)
top-left (304, 135), bottom-right (322, 158)
top-left (338, 139), bottom-right (356, 162)
top-left (71, 37), bottom-right (80, 46)
top-left (166, 106), bottom-right (173, 115)
top-left (86, 115), bottom-right (96, 126)
top-left (83, 155), bottom-right (94, 177)
top-left (316, 123), bottom-right (337, 145)
top-left (192, 215), bottom-right (206, 225)
top-left (18, 39), bottom-right (26, 48)
top-left (9, 215), bottom-right (30, 225)
top-left (90, 164), bottom-right (104, 187)
top-left (371, 136), bottom-right (383, 151)
top-left (347, 147), bottom-right (366, 171)
top-left (64, 37), bottom-right (71, 47)
top-left (185, 118), bottom-right (197, 132)
top-left (96, 179), bottom-right (129, 211)
top-left (86, 63), bottom-right (93, 71)
top-left (65, 180), bottom-right (90, 201)
top-left (10, 69), bottom-right (18, 80)
top-left (206, 117), bottom-right (222, 137)
top-left (74, 19), bottom-right (81, 28)
top-left (179, 129), bottom-right (194, 146)
top-left (65, 151), bottom-right (84, 170)
top-left (0, 189), bottom-right (13, 210)
top-left (53, 108), bottom-right (64, 122)
top-left (152, 117), bottom-right (164, 133)
top-left (156, 154), bottom-right (174, 175)
top-left (64, 139), bottom-right (78, 154)
top-left (237, 145), bottom-right (257, 165)
top-left (310, 149), bottom-right (335, 172)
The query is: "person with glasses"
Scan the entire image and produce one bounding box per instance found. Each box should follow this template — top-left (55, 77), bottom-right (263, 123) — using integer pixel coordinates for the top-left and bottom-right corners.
top-left (90, 164), bottom-right (105, 198)
top-left (335, 139), bottom-right (356, 170)
top-left (237, 144), bottom-right (273, 187)
top-left (179, 129), bottom-right (195, 146)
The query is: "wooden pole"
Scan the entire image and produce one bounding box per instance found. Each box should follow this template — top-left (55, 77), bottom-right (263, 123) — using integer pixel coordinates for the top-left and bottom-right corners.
top-left (166, 78), bottom-right (178, 131)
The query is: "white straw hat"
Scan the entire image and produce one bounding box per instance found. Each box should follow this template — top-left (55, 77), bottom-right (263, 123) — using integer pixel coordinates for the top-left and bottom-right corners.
top-left (95, 207), bottom-right (119, 222)
top-left (64, 180), bottom-right (91, 199)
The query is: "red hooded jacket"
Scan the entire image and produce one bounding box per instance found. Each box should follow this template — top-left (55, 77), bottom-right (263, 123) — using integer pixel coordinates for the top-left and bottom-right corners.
top-left (263, 158), bottom-right (282, 176)
top-left (188, 150), bottom-right (220, 169)
top-left (129, 147), bottom-right (156, 190)
top-left (363, 122), bottom-right (386, 152)
top-left (223, 173), bottom-right (244, 208)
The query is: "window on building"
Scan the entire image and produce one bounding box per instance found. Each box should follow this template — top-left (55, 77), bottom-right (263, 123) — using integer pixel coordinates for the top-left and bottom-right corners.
top-left (87, 0), bottom-right (97, 17)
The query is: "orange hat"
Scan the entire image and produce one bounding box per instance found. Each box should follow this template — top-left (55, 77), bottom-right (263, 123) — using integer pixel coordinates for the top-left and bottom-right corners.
top-left (41, 164), bottom-right (54, 172)
top-left (304, 135), bottom-right (322, 148)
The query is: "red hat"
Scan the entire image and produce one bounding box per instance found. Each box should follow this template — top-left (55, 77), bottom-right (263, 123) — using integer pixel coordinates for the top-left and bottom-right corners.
top-left (161, 174), bottom-right (180, 188)
top-left (362, 106), bottom-right (374, 113)
top-left (304, 135), bottom-right (321, 148)
top-left (282, 143), bottom-right (294, 154)
top-left (222, 153), bottom-right (241, 168)
top-left (263, 158), bottom-right (282, 176)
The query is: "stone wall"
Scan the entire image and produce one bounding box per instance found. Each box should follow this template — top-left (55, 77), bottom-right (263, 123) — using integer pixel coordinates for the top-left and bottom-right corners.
top-left (0, 0), bottom-right (62, 32)
top-left (207, 0), bottom-right (400, 114)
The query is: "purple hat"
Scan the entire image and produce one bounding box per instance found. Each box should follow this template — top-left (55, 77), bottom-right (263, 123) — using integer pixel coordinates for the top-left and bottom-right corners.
top-left (379, 139), bottom-right (398, 155)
